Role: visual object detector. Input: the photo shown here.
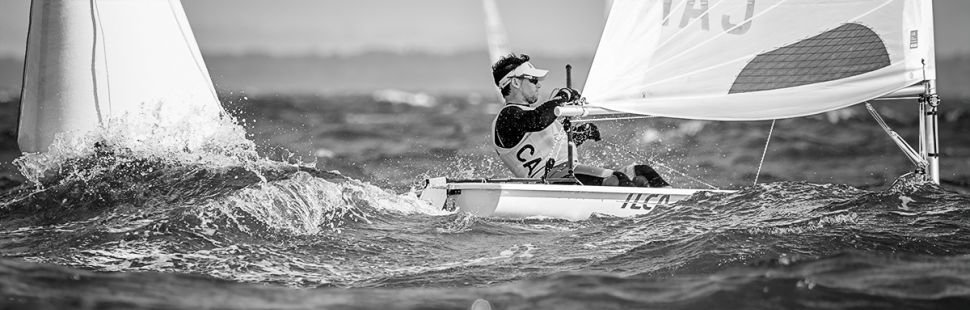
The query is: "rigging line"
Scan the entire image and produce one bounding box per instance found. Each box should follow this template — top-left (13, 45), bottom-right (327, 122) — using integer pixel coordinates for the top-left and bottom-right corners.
top-left (623, 150), bottom-right (719, 190)
top-left (649, 157), bottom-right (720, 190)
top-left (753, 119), bottom-right (775, 185)
top-left (605, 119), bottom-right (719, 189)
top-left (92, 0), bottom-right (112, 118)
top-left (166, 0), bottom-right (223, 110)
top-left (89, 0), bottom-right (104, 126)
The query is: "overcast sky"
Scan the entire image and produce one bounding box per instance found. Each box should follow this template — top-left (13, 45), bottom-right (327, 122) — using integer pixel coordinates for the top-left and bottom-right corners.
top-left (0, 0), bottom-right (967, 58)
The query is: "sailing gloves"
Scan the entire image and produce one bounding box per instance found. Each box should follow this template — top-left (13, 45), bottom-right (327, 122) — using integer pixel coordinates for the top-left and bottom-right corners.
top-left (552, 87), bottom-right (597, 145)
top-left (552, 88), bottom-right (582, 103)
top-left (571, 123), bottom-right (601, 146)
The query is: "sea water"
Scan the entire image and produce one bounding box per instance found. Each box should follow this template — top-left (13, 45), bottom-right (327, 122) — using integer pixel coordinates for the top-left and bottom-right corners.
top-left (1, 95), bottom-right (969, 309)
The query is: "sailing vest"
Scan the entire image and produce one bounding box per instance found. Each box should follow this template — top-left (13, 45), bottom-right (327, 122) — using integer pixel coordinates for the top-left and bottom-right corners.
top-left (491, 104), bottom-right (569, 178)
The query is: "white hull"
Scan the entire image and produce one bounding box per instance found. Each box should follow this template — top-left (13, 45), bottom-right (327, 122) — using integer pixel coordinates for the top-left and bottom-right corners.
top-left (419, 178), bottom-right (733, 221)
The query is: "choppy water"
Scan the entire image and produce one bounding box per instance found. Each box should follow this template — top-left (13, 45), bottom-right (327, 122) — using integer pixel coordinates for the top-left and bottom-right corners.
top-left (2, 150), bottom-right (969, 309)
top-left (2, 97), bottom-right (970, 309)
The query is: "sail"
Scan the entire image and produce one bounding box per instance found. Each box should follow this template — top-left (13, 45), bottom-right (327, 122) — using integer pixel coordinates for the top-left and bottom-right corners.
top-left (482, 0), bottom-right (512, 64)
top-left (583, 0), bottom-right (936, 121)
top-left (18, 0), bottom-right (224, 152)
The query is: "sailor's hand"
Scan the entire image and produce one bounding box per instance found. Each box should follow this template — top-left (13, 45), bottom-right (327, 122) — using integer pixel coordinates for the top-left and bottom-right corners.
top-left (552, 88), bottom-right (582, 103)
top-left (571, 123), bottom-right (601, 146)
top-left (578, 123), bottom-right (601, 142)
top-left (584, 123), bottom-right (601, 141)
top-left (550, 88), bottom-right (567, 101)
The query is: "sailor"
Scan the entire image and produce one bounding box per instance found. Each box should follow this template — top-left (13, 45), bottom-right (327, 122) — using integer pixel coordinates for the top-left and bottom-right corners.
top-left (490, 53), bottom-right (669, 187)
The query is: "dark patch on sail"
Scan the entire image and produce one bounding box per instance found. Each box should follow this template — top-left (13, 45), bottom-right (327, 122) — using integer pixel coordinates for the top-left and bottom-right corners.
top-left (729, 23), bottom-right (890, 94)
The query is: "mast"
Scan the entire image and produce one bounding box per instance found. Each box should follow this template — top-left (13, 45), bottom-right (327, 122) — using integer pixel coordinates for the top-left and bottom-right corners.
top-left (564, 64), bottom-right (576, 180)
top-left (921, 0), bottom-right (940, 185)
top-left (921, 79), bottom-right (940, 184)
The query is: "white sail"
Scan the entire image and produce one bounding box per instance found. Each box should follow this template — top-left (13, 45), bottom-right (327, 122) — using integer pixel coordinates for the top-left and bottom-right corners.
top-left (18, 0), bottom-right (224, 152)
top-left (583, 0), bottom-right (936, 121)
top-left (482, 0), bottom-right (512, 64)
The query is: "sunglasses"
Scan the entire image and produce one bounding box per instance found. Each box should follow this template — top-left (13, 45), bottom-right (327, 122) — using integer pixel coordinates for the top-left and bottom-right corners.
top-left (517, 75), bottom-right (540, 85)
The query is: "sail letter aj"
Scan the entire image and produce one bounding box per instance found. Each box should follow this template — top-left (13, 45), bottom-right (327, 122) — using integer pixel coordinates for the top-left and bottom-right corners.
top-left (663, 0), bottom-right (755, 35)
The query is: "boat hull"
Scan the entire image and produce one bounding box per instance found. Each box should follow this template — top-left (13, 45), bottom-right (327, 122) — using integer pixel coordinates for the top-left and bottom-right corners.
top-left (419, 178), bottom-right (731, 221)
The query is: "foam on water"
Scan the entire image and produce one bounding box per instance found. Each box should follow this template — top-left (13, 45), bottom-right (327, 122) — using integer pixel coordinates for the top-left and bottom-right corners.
top-left (13, 103), bottom-right (282, 186)
top-left (0, 98), bottom-right (465, 287)
top-left (202, 171), bottom-right (445, 236)
top-left (2, 98), bottom-right (970, 307)
top-left (2, 166), bottom-right (970, 305)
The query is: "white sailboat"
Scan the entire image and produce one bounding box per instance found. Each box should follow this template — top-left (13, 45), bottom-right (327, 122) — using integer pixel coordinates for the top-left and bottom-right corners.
top-left (18, 0), bottom-right (225, 153)
top-left (419, 0), bottom-right (940, 221)
top-left (482, 0), bottom-right (512, 64)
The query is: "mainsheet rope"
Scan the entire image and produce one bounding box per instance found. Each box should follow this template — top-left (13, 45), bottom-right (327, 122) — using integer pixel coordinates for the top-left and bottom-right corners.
top-left (617, 144), bottom-right (719, 189)
top-left (642, 156), bottom-right (721, 190)
top-left (605, 118), bottom-right (721, 190)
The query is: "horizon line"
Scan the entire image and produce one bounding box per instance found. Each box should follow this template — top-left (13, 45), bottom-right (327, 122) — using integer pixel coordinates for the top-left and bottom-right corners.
top-left (0, 48), bottom-right (600, 61)
top-left (2, 48), bottom-right (969, 61)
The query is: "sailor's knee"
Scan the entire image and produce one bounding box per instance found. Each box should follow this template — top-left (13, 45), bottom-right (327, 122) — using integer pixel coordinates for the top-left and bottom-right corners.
top-left (611, 171), bottom-right (636, 187)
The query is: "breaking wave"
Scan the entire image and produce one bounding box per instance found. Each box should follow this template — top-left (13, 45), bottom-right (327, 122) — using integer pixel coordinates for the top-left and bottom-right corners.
top-left (2, 100), bottom-right (969, 308)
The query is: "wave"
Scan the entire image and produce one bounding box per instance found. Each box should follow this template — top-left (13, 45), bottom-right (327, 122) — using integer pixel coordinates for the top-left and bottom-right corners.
top-left (14, 102), bottom-right (264, 185)
top-left (0, 153), bottom-right (448, 285)
top-left (0, 103), bottom-right (451, 285)
top-left (585, 177), bottom-right (970, 277)
top-left (2, 250), bottom-right (968, 309)
top-left (3, 106), bottom-right (969, 294)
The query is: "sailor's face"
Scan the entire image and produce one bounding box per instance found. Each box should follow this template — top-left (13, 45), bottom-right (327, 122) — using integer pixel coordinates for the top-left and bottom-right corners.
top-left (518, 76), bottom-right (540, 104)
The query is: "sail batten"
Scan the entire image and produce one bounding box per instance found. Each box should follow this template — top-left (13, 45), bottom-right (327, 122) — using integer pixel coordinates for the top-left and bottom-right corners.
top-left (583, 0), bottom-right (936, 121)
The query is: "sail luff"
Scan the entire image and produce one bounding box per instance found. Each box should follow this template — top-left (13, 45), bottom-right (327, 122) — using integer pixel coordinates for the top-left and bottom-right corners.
top-left (583, 0), bottom-right (663, 104)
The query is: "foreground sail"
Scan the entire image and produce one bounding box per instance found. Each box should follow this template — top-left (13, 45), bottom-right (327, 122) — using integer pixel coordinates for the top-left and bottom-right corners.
top-left (583, 0), bottom-right (936, 121)
top-left (18, 0), bottom-right (224, 153)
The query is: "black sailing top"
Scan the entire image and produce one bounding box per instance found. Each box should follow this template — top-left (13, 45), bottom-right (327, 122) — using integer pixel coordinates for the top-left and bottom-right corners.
top-left (493, 98), bottom-right (567, 148)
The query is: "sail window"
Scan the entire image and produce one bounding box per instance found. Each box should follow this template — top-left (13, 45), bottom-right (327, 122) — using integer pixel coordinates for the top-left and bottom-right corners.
top-left (729, 23), bottom-right (890, 94)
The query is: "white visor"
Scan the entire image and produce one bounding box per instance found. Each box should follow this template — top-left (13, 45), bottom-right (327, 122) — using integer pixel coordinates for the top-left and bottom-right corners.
top-left (497, 62), bottom-right (548, 88)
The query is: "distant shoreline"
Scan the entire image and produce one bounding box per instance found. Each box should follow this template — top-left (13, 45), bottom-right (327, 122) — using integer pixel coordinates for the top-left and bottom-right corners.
top-left (2, 52), bottom-right (966, 98)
